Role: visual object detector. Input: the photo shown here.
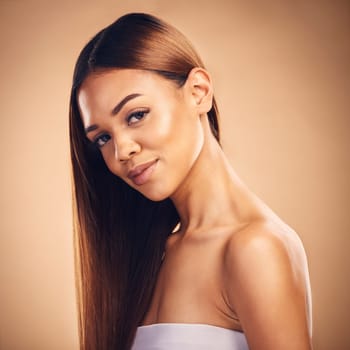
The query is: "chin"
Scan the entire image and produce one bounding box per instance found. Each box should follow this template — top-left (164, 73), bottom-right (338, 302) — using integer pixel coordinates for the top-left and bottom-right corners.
top-left (137, 186), bottom-right (172, 202)
top-left (141, 191), bottom-right (170, 202)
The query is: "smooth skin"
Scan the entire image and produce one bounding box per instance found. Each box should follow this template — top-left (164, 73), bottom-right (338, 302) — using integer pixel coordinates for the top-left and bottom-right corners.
top-left (78, 68), bottom-right (313, 350)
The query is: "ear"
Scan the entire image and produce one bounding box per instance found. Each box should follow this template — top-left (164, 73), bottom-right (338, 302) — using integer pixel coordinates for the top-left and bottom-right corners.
top-left (184, 67), bottom-right (213, 115)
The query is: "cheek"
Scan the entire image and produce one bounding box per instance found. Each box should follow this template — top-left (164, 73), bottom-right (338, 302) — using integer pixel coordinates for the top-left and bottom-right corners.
top-left (99, 148), bottom-right (122, 177)
top-left (141, 107), bottom-right (181, 151)
top-left (146, 104), bottom-right (203, 166)
top-left (162, 100), bottom-right (185, 133)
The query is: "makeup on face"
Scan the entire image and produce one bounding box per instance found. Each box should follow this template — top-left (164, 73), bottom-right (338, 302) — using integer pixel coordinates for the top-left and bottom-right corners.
top-left (78, 69), bottom-right (204, 201)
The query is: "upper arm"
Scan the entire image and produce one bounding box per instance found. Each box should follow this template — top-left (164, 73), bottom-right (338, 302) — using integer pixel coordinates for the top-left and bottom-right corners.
top-left (224, 227), bottom-right (312, 350)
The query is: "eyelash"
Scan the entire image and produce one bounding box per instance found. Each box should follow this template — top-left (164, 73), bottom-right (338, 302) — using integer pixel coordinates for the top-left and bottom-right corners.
top-left (92, 109), bottom-right (149, 148)
top-left (93, 134), bottom-right (110, 148)
top-left (127, 109), bottom-right (148, 125)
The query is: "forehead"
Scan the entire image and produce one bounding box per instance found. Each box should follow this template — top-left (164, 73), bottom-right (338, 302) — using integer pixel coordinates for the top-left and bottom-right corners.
top-left (77, 69), bottom-right (184, 129)
top-left (78, 69), bottom-right (179, 108)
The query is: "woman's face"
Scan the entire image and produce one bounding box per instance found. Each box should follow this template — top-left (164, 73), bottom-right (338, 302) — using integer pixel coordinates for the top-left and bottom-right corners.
top-left (78, 68), bottom-right (206, 201)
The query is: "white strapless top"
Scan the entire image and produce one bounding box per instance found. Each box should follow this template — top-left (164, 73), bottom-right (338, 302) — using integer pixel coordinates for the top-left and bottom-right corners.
top-left (131, 323), bottom-right (249, 350)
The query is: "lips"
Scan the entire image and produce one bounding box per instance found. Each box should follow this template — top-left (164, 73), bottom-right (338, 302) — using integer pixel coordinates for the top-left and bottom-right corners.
top-left (127, 159), bottom-right (158, 186)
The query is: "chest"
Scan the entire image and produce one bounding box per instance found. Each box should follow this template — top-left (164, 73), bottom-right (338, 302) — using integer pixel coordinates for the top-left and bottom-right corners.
top-left (140, 236), bottom-right (236, 327)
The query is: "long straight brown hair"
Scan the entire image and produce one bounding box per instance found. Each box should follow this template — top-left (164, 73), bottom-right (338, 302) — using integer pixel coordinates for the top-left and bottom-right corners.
top-left (69, 13), bottom-right (221, 350)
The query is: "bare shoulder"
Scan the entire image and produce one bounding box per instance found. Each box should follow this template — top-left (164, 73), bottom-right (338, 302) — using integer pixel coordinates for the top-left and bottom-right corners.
top-left (224, 219), bottom-right (309, 281)
top-left (222, 218), bottom-right (313, 350)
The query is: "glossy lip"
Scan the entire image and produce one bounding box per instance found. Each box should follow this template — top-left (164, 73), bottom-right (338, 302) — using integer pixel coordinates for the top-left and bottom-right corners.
top-left (127, 159), bottom-right (158, 186)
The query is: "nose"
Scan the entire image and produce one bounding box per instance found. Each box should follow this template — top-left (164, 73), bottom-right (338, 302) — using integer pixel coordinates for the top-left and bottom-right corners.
top-left (114, 134), bottom-right (141, 162)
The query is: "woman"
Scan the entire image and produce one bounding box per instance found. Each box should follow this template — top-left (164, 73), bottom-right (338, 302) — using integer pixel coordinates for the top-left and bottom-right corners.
top-left (69, 12), bottom-right (313, 350)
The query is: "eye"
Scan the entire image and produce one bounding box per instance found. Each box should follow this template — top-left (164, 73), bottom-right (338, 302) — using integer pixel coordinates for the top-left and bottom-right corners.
top-left (93, 133), bottom-right (111, 148)
top-left (127, 110), bottom-right (148, 125)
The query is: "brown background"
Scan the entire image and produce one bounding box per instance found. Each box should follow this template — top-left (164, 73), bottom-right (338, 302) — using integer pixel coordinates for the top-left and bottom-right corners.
top-left (0, 0), bottom-right (349, 349)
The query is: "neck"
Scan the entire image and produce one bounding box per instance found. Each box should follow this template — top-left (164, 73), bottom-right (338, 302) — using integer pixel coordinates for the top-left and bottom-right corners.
top-left (170, 117), bottom-right (267, 238)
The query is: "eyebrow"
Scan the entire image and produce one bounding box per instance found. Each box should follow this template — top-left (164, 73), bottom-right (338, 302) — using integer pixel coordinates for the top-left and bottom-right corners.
top-left (84, 93), bottom-right (143, 135)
